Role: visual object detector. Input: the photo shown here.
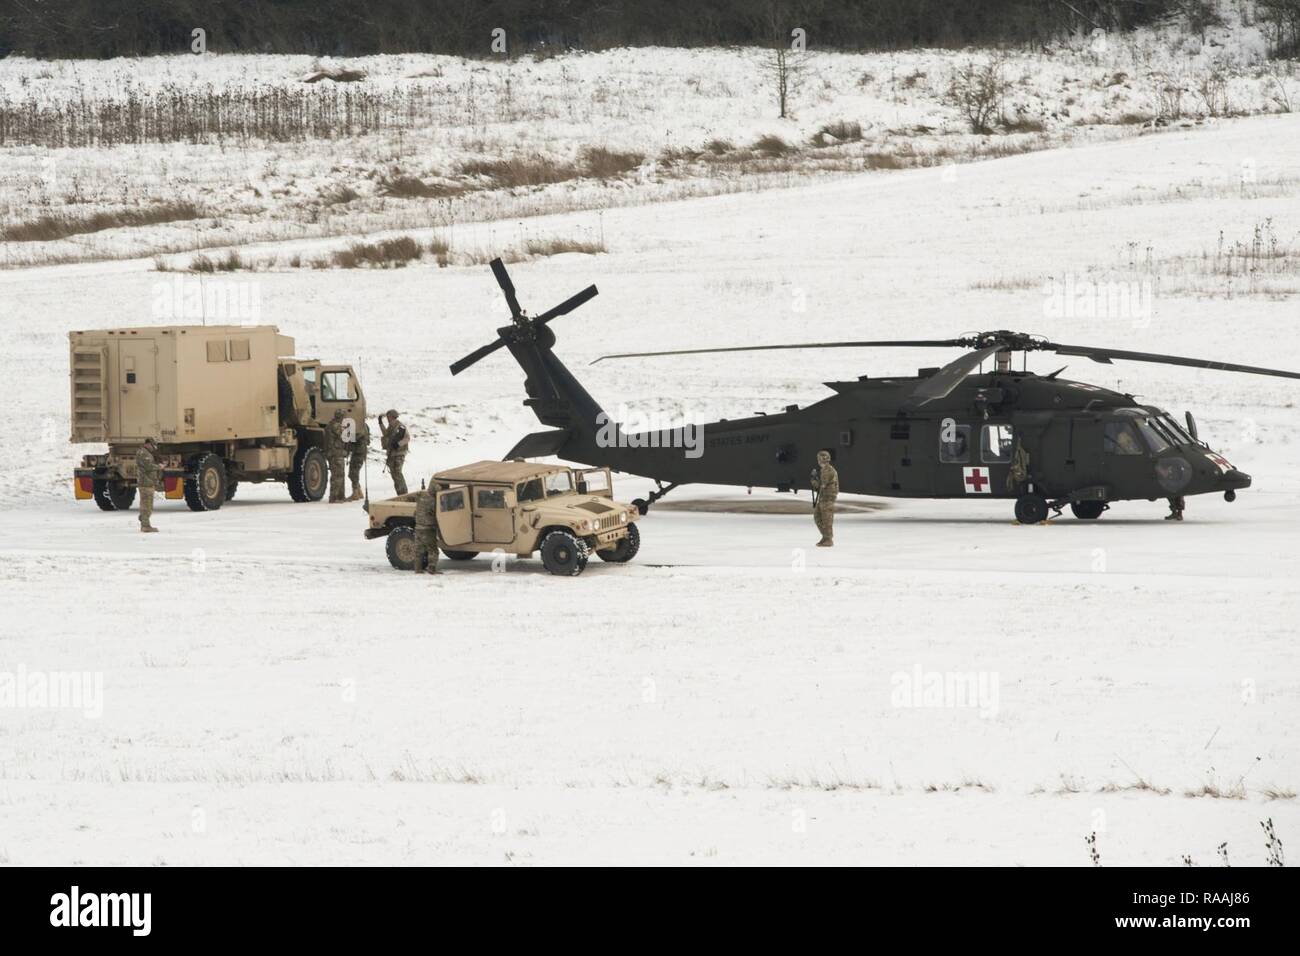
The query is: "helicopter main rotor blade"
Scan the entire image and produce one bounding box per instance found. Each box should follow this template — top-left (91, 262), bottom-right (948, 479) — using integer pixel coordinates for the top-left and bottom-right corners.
top-left (1046, 342), bottom-right (1300, 380)
top-left (590, 339), bottom-right (970, 365)
top-left (535, 284), bottom-right (598, 326)
top-left (490, 258), bottom-right (523, 319)
top-left (910, 344), bottom-right (1007, 404)
top-left (449, 337), bottom-right (507, 376)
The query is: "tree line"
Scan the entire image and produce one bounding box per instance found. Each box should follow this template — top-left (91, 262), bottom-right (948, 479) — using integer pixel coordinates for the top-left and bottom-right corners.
top-left (0, 0), bottom-right (1196, 59)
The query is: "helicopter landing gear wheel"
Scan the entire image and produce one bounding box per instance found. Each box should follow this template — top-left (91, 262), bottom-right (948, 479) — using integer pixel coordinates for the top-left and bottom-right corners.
top-left (1071, 500), bottom-right (1106, 520)
top-left (1014, 493), bottom-right (1049, 524)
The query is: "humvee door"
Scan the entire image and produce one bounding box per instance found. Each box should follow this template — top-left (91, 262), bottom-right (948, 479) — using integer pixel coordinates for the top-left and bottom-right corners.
top-left (575, 467), bottom-right (613, 498)
top-left (438, 487), bottom-right (472, 546)
top-left (472, 485), bottom-right (516, 544)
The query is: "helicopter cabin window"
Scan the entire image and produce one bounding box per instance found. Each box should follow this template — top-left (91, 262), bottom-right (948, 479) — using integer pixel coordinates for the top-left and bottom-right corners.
top-left (543, 472), bottom-right (573, 497)
top-left (1104, 422), bottom-right (1143, 455)
top-left (439, 490), bottom-right (465, 512)
top-left (476, 488), bottom-right (507, 509)
top-left (320, 371), bottom-right (355, 402)
top-left (981, 424), bottom-right (1014, 463)
top-left (938, 425), bottom-right (971, 464)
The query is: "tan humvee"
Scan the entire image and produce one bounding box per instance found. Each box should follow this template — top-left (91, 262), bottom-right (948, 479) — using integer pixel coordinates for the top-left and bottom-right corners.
top-left (69, 324), bottom-right (366, 512)
top-left (365, 460), bottom-right (641, 575)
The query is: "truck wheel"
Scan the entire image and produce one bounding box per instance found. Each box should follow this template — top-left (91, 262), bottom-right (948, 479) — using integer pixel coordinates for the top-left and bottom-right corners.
top-left (184, 453), bottom-right (227, 512)
top-left (597, 522), bottom-right (640, 563)
top-left (386, 526), bottom-right (417, 571)
top-left (441, 549), bottom-right (478, 561)
top-left (288, 447), bottom-right (327, 503)
top-left (1071, 500), bottom-right (1106, 520)
top-left (93, 479), bottom-right (136, 512)
top-left (225, 480), bottom-right (239, 502)
top-left (1014, 494), bottom-right (1049, 524)
top-left (540, 529), bottom-right (589, 576)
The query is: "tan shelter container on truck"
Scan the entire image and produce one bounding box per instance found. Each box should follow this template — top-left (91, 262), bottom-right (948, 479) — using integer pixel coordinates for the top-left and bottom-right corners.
top-left (69, 325), bottom-right (295, 445)
top-left (69, 323), bottom-right (366, 514)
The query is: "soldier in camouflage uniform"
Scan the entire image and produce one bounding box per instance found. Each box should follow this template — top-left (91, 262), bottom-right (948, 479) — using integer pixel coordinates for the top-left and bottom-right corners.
top-left (324, 409), bottom-right (347, 504)
top-left (1005, 439), bottom-right (1030, 493)
top-left (378, 409), bottom-right (409, 496)
top-left (347, 418), bottom-right (370, 502)
top-left (1165, 496), bottom-right (1186, 521)
top-left (810, 449), bottom-right (839, 547)
top-left (413, 484), bottom-right (441, 574)
top-left (136, 437), bottom-right (161, 533)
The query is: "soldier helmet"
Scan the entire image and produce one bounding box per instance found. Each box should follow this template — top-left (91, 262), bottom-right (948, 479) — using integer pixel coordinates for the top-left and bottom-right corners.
top-left (143, 436), bottom-right (158, 448)
top-left (333, 409), bottom-right (345, 421)
top-left (385, 408), bottom-right (399, 419)
top-left (817, 449), bottom-right (831, 464)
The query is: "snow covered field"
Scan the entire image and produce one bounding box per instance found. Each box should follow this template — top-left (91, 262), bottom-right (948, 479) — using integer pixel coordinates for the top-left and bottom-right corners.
top-left (3, 84), bottom-right (1300, 863)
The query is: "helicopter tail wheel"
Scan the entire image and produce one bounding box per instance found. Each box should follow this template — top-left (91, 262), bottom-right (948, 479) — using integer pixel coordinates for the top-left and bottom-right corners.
top-left (1070, 500), bottom-right (1107, 520)
top-left (1014, 494), bottom-right (1049, 524)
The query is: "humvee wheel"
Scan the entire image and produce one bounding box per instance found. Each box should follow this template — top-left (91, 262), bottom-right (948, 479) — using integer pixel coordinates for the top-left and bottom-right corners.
top-left (1014, 494), bottom-right (1049, 524)
top-left (225, 480), bottom-right (239, 502)
top-left (597, 522), bottom-right (640, 563)
top-left (93, 479), bottom-right (136, 512)
top-left (184, 453), bottom-right (227, 512)
top-left (540, 529), bottom-right (589, 576)
top-left (441, 549), bottom-right (477, 561)
top-left (386, 526), bottom-right (417, 570)
top-left (289, 446), bottom-right (328, 503)
top-left (1071, 500), bottom-right (1106, 520)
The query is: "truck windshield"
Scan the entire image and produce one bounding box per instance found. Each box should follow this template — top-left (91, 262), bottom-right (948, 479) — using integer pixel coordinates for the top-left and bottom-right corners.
top-left (544, 472), bottom-right (573, 497)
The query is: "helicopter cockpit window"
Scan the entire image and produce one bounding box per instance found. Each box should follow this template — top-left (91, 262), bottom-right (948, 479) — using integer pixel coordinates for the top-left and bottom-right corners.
top-left (517, 478), bottom-right (544, 502)
top-left (981, 424), bottom-right (1013, 464)
top-left (1104, 422), bottom-right (1144, 456)
top-left (939, 425), bottom-right (971, 464)
top-left (544, 472), bottom-right (573, 497)
top-left (1157, 414), bottom-right (1194, 445)
top-left (1135, 418), bottom-right (1171, 454)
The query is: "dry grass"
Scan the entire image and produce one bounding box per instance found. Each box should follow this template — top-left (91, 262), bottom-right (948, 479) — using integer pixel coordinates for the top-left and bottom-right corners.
top-left (0, 201), bottom-right (203, 242)
top-left (379, 174), bottom-right (460, 199)
top-left (189, 249), bottom-right (242, 273)
top-left (580, 145), bottom-right (645, 177)
top-left (522, 236), bottom-right (606, 256)
top-left (752, 133), bottom-right (794, 157)
top-left (325, 236), bottom-right (423, 269)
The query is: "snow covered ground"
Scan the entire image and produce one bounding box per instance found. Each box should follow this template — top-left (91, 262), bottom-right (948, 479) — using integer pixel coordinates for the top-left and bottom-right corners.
top-left (2, 100), bottom-right (1300, 863)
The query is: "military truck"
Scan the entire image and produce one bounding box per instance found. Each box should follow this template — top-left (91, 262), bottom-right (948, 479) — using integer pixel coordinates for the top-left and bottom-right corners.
top-left (69, 324), bottom-right (366, 512)
top-left (364, 460), bottom-right (641, 575)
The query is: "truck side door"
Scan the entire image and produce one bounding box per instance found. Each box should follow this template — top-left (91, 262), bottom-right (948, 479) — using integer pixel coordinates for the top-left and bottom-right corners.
top-left (471, 484), bottom-right (515, 544)
top-left (437, 487), bottom-right (472, 547)
top-left (318, 366), bottom-right (361, 435)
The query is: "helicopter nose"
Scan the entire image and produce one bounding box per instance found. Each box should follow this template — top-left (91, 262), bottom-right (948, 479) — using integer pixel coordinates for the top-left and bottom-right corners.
top-left (1221, 468), bottom-right (1251, 490)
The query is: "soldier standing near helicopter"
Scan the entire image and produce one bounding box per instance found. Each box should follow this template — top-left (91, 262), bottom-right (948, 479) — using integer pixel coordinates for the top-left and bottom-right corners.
top-left (810, 449), bottom-right (839, 547)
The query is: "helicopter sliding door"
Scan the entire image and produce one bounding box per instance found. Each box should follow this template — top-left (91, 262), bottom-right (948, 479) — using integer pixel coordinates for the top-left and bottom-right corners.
top-left (932, 419), bottom-right (1014, 497)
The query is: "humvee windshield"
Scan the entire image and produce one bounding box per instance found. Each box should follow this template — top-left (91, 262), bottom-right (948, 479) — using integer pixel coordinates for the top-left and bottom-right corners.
top-left (517, 471), bottom-right (575, 501)
top-left (544, 472), bottom-right (573, 496)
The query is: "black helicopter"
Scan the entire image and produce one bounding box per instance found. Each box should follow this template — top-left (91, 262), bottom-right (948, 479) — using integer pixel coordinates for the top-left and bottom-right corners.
top-left (450, 259), bottom-right (1300, 523)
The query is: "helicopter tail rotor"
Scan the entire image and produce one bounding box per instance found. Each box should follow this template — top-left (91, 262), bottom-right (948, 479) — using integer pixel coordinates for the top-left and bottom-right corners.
top-left (449, 258), bottom-right (599, 376)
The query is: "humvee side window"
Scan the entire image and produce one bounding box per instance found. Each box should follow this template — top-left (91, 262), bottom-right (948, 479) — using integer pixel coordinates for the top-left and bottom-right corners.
top-left (544, 472), bottom-right (572, 496)
top-left (518, 479), bottom-right (543, 502)
top-left (439, 490), bottom-right (465, 512)
top-left (981, 424), bottom-right (1013, 463)
top-left (476, 488), bottom-right (506, 509)
top-left (581, 470), bottom-right (609, 493)
top-left (939, 425), bottom-right (970, 463)
top-left (1104, 422), bottom-right (1143, 455)
top-left (320, 371), bottom-right (355, 402)
top-left (303, 367), bottom-right (317, 386)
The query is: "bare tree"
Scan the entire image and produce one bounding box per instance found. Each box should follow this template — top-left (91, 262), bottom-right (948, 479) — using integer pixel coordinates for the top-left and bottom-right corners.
top-left (752, 0), bottom-right (808, 120)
